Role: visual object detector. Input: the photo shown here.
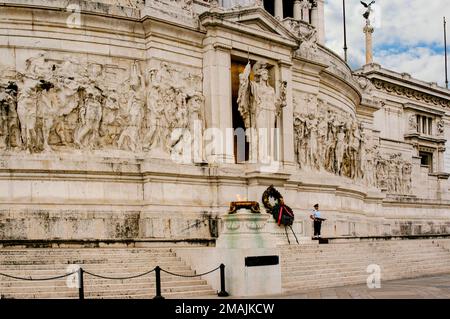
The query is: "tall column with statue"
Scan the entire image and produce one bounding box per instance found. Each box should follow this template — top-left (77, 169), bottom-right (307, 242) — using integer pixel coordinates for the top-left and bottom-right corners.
top-left (361, 1), bottom-right (375, 64)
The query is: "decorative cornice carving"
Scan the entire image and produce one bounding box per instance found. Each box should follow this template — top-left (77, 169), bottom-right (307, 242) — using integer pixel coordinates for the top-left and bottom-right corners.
top-left (372, 79), bottom-right (450, 109)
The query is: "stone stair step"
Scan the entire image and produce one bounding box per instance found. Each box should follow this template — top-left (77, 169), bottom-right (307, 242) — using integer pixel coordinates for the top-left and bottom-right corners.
top-left (0, 247), bottom-right (215, 299)
top-left (0, 256), bottom-right (176, 263)
top-left (0, 279), bottom-right (208, 294)
top-left (281, 256), bottom-right (450, 270)
top-left (0, 261), bottom-right (188, 273)
top-left (0, 251), bottom-right (176, 258)
top-left (92, 289), bottom-right (218, 299)
top-left (280, 249), bottom-right (448, 259)
top-left (0, 266), bottom-right (193, 277)
top-left (0, 260), bottom-right (183, 269)
top-left (281, 259), bottom-right (444, 269)
top-left (0, 275), bottom-right (208, 287)
top-left (280, 239), bottom-right (450, 292)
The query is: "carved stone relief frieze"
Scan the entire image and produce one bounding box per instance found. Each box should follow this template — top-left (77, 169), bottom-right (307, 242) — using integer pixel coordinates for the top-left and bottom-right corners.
top-left (407, 114), bottom-right (418, 133)
top-left (375, 153), bottom-right (412, 195)
top-left (0, 54), bottom-right (205, 159)
top-left (146, 0), bottom-right (196, 20)
top-left (144, 61), bottom-right (204, 160)
top-left (437, 119), bottom-right (445, 136)
top-left (292, 92), bottom-right (413, 195)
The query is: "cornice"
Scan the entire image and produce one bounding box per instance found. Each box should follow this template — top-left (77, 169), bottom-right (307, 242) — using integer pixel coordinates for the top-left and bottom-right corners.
top-left (403, 103), bottom-right (446, 116)
top-left (198, 7), bottom-right (298, 49)
top-left (371, 78), bottom-right (450, 109)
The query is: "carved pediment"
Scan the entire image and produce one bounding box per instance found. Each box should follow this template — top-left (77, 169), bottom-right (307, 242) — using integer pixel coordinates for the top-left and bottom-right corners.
top-left (240, 18), bottom-right (278, 33)
top-left (199, 6), bottom-right (298, 47)
top-left (233, 13), bottom-right (294, 39)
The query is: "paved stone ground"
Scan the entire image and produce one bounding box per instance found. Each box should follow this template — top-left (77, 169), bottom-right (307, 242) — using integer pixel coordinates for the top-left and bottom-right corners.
top-left (268, 274), bottom-right (450, 299)
top-left (195, 274), bottom-right (450, 299)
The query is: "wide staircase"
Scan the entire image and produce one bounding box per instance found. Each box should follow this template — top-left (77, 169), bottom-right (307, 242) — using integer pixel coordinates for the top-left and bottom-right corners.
top-left (280, 239), bottom-right (450, 293)
top-left (0, 247), bottom-right (217, 299)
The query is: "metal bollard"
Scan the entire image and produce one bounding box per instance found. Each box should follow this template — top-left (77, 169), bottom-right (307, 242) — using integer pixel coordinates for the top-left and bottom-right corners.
top-left (217, 264), bottom-right (229, 297)
top-left (153, 266), bottom-right (165, 299)
top-left (78, 268), bottom-right (84, 300)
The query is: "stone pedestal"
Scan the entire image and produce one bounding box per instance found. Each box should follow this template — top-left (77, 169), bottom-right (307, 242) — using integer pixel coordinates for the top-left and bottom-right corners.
top-left (215, 209), bottom-right (281, 296)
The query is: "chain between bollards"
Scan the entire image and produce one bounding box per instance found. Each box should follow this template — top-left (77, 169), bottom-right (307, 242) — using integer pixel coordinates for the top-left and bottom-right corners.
top-left (1, 263), bottom-right (226, 299)
top-left (153, 266), bottom-right (164, 300)
top-left (218, 263), bottom-right (229, 297)
top-left (78, 267), bottom-right (84, 300)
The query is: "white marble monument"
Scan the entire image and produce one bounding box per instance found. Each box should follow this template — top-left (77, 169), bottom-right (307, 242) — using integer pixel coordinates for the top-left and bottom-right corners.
top-left (0, 0), bottom-right (449, 247)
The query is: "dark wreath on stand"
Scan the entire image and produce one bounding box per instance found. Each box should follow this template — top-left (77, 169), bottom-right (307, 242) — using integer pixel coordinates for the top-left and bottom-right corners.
top-left (262, 185), bottom-right (299, 245)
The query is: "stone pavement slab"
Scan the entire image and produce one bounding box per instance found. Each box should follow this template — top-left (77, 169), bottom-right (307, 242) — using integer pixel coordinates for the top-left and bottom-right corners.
top-left (195, 274), bottom-right (450, 299)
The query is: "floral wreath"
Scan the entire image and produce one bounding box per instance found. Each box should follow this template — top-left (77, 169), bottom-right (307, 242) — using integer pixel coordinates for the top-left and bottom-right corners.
top-left (262, 185), bottom-right (283, 213)
top-left (262, 185), bottom-right (295, 226)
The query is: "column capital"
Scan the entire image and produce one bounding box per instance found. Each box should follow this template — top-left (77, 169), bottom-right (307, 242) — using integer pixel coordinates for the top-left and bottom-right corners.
top-left (213, 43), bottom-right (233, 52)
top-left (363, 24), bottom-right (375, 34)
top-left (278, 60), bottom-right (293, 68)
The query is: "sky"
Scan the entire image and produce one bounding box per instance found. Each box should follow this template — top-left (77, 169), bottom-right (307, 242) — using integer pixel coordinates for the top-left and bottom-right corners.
top-left (324, 0), bottom-right (450, 87)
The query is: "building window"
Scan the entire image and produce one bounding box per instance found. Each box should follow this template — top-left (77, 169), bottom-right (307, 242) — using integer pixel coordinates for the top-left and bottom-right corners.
top-left (419, 151), bottom-right (433, 172)
top-left (416, 115), bottom-right (433, 135)
top-left (231, 59), bottom-right (250, 163)
top-left (283, 0), bottom-right (293, 19)
top-left (264, 0), bottom-right (275, 16)
top-left (263, 0), bottom-right (294, 19)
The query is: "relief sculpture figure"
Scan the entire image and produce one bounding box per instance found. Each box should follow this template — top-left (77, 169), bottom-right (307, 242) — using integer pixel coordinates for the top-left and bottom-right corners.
top-left (237, 61), bottom-right (285, 162)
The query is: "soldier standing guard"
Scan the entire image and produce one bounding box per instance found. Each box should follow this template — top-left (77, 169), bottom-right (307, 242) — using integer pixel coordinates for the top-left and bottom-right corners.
top-left (310, 203), bottom-right (325, 239)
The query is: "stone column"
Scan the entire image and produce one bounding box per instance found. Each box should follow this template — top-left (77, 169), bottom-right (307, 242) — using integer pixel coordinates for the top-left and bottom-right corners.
top-left (274, 0), bottom-right (283, 19)
top-left (293, 1), bottom-right (302, 20)
top-left (364, 21), bottom-right (374, 64)
top-left (438, 146), bottom-right (446, 172)
top-left (301, 1), bottom-right (311, 22)
top-left (279, 61), bottom-right (296, 171)
top-left (203, 42), bottom-right (234, 163)
top-left (418, 116), bottom-right (423, 134)
top-left (311, 0), bottom-right (325, 44)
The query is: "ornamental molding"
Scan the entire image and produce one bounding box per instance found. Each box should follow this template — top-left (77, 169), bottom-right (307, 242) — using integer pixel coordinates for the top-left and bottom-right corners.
top-left (403, 103), bottom-right (446, 117)
top-left (372, 79), bottom-right (450, 109)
